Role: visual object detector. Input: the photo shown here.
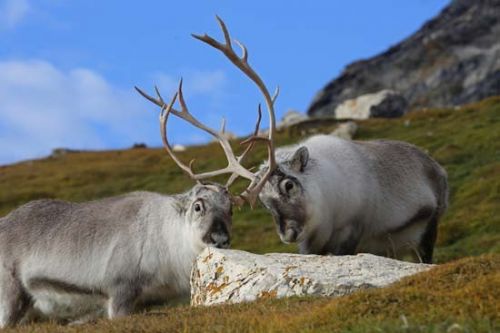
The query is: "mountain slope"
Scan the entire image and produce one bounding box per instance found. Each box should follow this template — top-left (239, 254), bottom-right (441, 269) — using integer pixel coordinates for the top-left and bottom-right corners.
top-left (307, 0), bottom-right (500, 117)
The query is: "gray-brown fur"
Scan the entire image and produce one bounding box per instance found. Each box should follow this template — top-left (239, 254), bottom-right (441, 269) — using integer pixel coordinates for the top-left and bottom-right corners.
top-left (258, 135), bottom-right (448, 263)
top-left (0, 184), bottom-right (232, 327)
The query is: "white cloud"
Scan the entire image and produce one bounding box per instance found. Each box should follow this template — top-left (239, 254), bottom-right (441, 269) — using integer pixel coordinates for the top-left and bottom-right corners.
top-left (0, 0), bottom-right (30, 29)
top-left (0, 60), bottom-right (149, 164)
top-left (0, 59), bottom-right (228, 165)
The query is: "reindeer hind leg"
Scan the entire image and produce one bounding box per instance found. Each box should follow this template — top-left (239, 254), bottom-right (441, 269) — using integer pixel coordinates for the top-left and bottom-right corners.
top-left (107, 283), bottom-right (141, 319)
top-left (0, 266), bottom-right (31, 328)
top-left (418, 213), bottom-right (439, 264)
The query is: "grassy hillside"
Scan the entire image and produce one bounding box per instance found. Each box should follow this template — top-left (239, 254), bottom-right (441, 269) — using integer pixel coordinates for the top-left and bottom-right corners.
top-left (0, 97), bottom-right (499, 331)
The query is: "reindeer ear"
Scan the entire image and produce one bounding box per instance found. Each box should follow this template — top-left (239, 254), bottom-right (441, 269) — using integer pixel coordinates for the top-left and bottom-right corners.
top-left (290, 146), bottom-right (309, 172)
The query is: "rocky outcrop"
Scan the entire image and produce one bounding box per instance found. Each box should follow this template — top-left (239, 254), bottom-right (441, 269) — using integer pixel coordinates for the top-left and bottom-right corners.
top-left (277, 109), bottom-right (308, 129)
top-left (50, 148), bottom-right (81, 158)
top-left (190, 248), bottom-right (432, 306)
top-left (308, 0), bottom-right (500, 117)
top-left (131, 143), bottom-right (147, 149)
top-left (330, 121), bottom-right (358, 140)
top-left (334, 90), bottom-right (408, 119)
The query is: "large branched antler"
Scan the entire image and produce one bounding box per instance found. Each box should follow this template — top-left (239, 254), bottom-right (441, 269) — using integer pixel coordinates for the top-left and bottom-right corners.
top-left (136, 16), bottom-right (278, 207)
top-left (191, 16), bottom-right (278, 206)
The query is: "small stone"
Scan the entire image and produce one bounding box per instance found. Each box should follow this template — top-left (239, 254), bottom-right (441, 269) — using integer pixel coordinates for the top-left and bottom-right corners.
top-left (172, 144), bottom-right (187, 152)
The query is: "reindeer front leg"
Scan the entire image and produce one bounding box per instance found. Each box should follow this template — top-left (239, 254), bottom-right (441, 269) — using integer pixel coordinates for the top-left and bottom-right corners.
top-left (107, 284), bottom-right (140, 319)
top-left (324, 223), bottom-right (363, 256)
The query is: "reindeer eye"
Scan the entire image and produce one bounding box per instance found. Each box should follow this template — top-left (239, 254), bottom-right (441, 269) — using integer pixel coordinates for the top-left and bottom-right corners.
top-left (280, 179), bottom-right (295, 194)
top-left (193, 200), bottom-right (204, 213)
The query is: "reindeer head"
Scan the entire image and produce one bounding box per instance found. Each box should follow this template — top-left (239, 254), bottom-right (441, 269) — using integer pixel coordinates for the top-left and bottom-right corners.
top-left (257, 146), bottom-right (311, 244)
top-left (181, 183), bottom-right (233, 249)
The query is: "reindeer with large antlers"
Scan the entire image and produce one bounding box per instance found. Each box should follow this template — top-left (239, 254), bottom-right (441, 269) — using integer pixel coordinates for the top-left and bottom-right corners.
top-left (0, 17), bottom-right (277, 327)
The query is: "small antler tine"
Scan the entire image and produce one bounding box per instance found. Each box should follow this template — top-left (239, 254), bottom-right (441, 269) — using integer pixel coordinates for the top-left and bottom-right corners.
top-left (191, 33), bottom-right (209, 42)
top-left (191, 33), bottom-right (223, 50)
top-left (155, 85), bottom-right (165, 104)
top-left (239, 104), bottom-right (263, 146)
top-left (159, 103), bottom-right (167, 118)
top-left (188, 159), bottom-right (203, 185)
top-left (272, 86), bottom-right (280, 104)
top-left (225, 173), bottom-right (238, 188)
top-left (240, 136), bottom-right (269, 145)
top-left (134, 86), bottom-right (148, 98)
top-left (255, 103), bottom-right (262, 131)
top-left (160, 91), bottom-right (178, 118)
top-left (135, 86), bottom-right (161, 106)
top-left (226, 103), bottom-right (263, 189)
top-left (188, 159), bottom-right (196, 172)
top-left (220, 117), bottom-right (226, 134)
top-left (215, 15), bottom-right (232, 48)
top-left (177, 78), bottom-right (188, 113)
top-left (234, 39), bottom-right (248, 63)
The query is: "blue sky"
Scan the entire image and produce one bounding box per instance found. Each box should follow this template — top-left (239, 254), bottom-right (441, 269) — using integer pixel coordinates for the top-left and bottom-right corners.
top-left (0, 0), bottom-right (449, 165)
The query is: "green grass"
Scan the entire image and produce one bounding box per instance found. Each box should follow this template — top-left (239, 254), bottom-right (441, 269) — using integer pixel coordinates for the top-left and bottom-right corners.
top-left (1, 97), bottom-right (499, 331)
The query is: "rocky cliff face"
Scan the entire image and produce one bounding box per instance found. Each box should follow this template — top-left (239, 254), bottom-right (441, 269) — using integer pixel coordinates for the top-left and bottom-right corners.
top-left (307, 0), bottom-right (500, 117)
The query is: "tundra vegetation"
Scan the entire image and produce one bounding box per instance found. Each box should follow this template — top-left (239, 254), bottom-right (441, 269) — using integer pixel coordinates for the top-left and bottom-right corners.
top-left (0, 97), bottom-right (498, 331)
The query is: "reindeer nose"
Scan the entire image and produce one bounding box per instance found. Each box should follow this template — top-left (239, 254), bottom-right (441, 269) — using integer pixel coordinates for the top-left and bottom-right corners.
top-left (211, 232), bottom-right (230, 249)
top-left (210, 217), bottom-right (230, 248)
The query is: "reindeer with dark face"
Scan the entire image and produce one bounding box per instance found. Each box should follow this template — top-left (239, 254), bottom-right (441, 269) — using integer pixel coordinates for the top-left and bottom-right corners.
top-left (257, 135), bottom-right (448, 264)
top-left (0, 17), bottom-right (278, 327)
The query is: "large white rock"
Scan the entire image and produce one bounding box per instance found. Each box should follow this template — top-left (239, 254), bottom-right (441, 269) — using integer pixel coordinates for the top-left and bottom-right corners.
top-left (334, 90), bottom-right (408, 119)
top-left (191, 248), bottom-right (432, 306)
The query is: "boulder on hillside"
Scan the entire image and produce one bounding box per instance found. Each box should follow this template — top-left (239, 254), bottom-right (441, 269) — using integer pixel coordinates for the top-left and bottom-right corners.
top-left (190, 248), bottom-right (432, 306)
top-left (277, 109), bottom-right (308, 129)
top-left (330, 121), bottom-right (358, 139)
top-left (131, 143), bottom-right (147, 149)
top-left (172, 144), bottom-right (187, 152)
top-left (334, 90), bottom-right (408, 119)
top-left (50, 148), bottom-right (81, 158)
